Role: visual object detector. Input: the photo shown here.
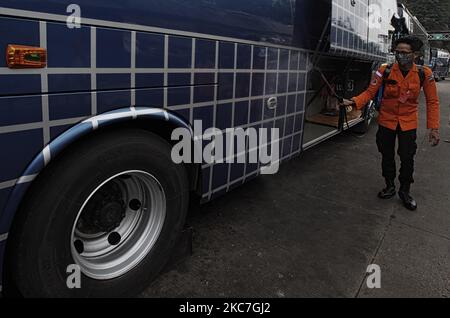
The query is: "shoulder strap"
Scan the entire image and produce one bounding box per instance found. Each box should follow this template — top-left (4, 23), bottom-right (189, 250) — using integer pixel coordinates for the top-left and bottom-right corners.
top-left (383, 64), bottom-right (393, 80)
top-left (416, 65), bottom-right (425, 87)
top-left (374, 64), bottom-right (393, 110)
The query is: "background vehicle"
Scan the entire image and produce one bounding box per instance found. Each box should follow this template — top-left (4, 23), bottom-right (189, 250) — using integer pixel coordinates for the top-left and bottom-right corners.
top-left (0, 0), bottom-right (403, 297)
top-left (389, 3), bottom-right (431, 65)
top-left (430, 48), bottom-right (450, 81)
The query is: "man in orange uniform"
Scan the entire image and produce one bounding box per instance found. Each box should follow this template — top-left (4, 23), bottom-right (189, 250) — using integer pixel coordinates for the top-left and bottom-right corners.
top-left (342, 36), bottom-right (440, 211)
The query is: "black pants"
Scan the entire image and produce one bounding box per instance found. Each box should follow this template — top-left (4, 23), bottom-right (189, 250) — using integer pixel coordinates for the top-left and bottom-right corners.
top-left (376, 124), bottom-right (417, 186)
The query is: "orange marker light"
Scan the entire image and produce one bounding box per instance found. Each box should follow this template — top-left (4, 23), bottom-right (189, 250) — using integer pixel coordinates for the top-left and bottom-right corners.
top-left (6, 44), bottom-right (47, 69)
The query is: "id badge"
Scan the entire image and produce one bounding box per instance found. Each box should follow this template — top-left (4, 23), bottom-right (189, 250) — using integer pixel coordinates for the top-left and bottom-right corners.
top-left (398, 91), bottom-right (409, 103)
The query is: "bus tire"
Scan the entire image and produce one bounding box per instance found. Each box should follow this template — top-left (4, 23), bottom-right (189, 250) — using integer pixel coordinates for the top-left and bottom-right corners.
top-left (6, 129), bottom-right (189, 297)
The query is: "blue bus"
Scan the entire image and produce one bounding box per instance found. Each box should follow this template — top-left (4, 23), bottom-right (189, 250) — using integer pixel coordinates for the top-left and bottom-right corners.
top-left (0, 0), bottom-right (398, 297)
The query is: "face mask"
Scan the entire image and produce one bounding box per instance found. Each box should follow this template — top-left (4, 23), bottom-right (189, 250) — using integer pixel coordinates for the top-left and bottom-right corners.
top-left (396, 52), bottom-right (414, 67)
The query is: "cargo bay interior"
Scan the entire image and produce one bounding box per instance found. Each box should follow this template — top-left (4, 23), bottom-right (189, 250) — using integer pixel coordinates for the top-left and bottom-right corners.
top-left (296, 0), bottom-right (395, 149)
top-left (302, 57), bottom-right (374, 148)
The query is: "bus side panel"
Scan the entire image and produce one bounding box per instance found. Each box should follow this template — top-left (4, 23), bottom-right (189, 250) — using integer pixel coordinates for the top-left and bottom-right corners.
top-left (1, 25), bottom-right (312, 209)
top-left (0, 10), bottom-right (310, 221)
top-left (204, 45), bottom-right (308, 200)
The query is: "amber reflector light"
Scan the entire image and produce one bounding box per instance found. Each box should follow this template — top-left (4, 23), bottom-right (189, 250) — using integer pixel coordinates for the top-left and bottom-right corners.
top-left (6, 44), bottom-right (47, 69)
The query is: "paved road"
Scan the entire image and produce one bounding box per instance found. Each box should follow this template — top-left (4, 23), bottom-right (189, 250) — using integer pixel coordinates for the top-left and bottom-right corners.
top-left (142, 81), bottom-right (450, 298)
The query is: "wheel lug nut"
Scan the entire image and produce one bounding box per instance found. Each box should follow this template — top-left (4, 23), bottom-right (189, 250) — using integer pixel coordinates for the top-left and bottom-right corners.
top-left (108, 232), bottom-right (121, 246)
top-left (74, 240), bottom-right (84, 254)
top-left (129, 199), bottom-right (142, 211)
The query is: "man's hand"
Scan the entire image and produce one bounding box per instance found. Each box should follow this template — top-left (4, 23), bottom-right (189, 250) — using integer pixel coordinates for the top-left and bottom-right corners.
top-left (341, 98), bottom-right (356, 107)
top-left (429, 129), bottom-right (440, 147)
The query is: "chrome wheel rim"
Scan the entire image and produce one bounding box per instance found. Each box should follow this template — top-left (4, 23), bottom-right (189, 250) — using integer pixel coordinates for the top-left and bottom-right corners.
top-left (71, 170), bottom-right (166, 280)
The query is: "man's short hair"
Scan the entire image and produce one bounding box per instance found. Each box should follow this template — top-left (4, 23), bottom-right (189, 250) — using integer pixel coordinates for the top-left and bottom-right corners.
top-left (394, 36), bottom-right (424, 52)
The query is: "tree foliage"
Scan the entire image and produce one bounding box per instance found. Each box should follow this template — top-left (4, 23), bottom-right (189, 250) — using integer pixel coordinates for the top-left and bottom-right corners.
top-left (402, 0), bottom-right (450, 50)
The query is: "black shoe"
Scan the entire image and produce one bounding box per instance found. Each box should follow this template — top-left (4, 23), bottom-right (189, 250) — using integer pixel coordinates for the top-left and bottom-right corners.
top-left (398, 190), bottom-right (417, 211)
top-left (378, 180), bottom-right (396, 199)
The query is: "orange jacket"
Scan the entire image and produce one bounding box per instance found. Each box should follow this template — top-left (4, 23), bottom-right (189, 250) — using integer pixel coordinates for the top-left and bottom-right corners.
top-left (353, 63), bottom-right (440, 131)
